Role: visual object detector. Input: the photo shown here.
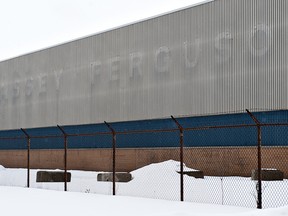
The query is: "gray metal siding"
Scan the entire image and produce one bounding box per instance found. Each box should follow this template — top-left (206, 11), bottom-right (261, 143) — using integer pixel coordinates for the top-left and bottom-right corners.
top-left (0, 0), bottom-right (287, 130)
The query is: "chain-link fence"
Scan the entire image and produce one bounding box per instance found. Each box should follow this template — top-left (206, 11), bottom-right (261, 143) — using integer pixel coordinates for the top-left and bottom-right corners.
top-left (0, 110), bottom-right (287, 209)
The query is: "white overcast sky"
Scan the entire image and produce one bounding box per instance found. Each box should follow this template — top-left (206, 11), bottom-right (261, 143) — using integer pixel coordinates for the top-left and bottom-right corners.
top-left (0, 0), bottom-right (206, 61)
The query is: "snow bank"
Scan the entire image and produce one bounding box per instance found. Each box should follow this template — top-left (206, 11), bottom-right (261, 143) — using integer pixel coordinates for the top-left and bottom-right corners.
top-left (0, 160), bottom-right (287, 208)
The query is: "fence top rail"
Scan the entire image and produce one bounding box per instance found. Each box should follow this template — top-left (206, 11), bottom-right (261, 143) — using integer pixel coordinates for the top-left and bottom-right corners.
top-left (0, 136), bottom-right (25, 140)
top-left (183, 122), bottom-right (288, 131)
top-left (0, 122), bottom-right (287, 140)
top-left (113, 122), bottom-right (288, 134)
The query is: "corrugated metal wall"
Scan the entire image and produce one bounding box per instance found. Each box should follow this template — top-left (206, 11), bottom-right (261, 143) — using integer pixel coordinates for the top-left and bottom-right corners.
top-left (0, 0), bottom-right (287, 130)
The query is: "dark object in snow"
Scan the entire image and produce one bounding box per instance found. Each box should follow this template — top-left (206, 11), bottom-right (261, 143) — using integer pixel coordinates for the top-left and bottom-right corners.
top-left (251, 169), bottom-right (284, 181)
top-left (177, 170), bottom-right (204, 179)
top-left (36, 171), bottom-right (71, 182)
top-left (97, 172), bottom-right (132, 182)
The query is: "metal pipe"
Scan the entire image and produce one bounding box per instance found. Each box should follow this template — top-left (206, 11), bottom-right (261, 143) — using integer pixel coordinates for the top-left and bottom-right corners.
top-left (246, 109), bottom-right (262, 209)
top-left (57, 125), bottom-right (68, 192)
top-left (171, 116), bottom-right (184, 202)
top-left (104, 121), bottom-right (116, 196)
top-left (257, 125), bottom-right (262, 209)
top-left (21, 128), bottom-right (30, 188)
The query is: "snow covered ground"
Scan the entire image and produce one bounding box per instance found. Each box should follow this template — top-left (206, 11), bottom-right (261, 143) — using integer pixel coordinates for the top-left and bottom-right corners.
top-left (0, 186), bottom-right (261, 216)
top-left (0, 160), bottom-right (287, 212)
top-left (1, 185), bottom-right (288, 216)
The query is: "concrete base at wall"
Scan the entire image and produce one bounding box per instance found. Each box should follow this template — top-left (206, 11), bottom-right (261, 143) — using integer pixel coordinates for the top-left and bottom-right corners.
top-left (0, 147), bottom-right (287, 178)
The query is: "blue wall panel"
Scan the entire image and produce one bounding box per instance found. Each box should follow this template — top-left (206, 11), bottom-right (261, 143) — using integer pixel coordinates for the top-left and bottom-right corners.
top-left (0, 110), bottom-right (287, 150)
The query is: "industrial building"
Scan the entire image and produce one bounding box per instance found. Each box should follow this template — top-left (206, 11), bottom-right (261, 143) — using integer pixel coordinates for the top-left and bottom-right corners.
top-left (0, 0), bottom-right (287, 176)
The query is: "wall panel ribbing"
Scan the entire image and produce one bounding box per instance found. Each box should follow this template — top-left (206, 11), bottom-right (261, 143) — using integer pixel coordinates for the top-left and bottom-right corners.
top-left (0, 0), bottom-right (287, 130)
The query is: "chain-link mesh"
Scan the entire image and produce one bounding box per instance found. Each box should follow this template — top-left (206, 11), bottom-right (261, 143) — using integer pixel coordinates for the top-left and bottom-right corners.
top-left (68, 133), bottom-right (113, 195)
top-left (261, 125), bottom-right (288, 208)
top-left (183, 126), bottom-right (258, 208)
top-left (115, 130), bottom-right (181, 201)
top-left (29, 136), bottom-right (65, 191)
top-left (0, 137), bottom-right (26, 187)
top-left (0, 119), bottom-right (288, 209)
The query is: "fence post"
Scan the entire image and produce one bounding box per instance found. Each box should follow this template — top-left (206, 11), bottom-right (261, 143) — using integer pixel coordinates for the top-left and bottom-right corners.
top-left (104, 121), bottom-right (116, 196)
top-left (171, 116), bottom-right (184, 202)
top-left (57, 125), bottom-right (68, 192)
top-left (20, 128), bottom-right (30, 188)
top-left (246, 109), bottom-right (262, 209)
